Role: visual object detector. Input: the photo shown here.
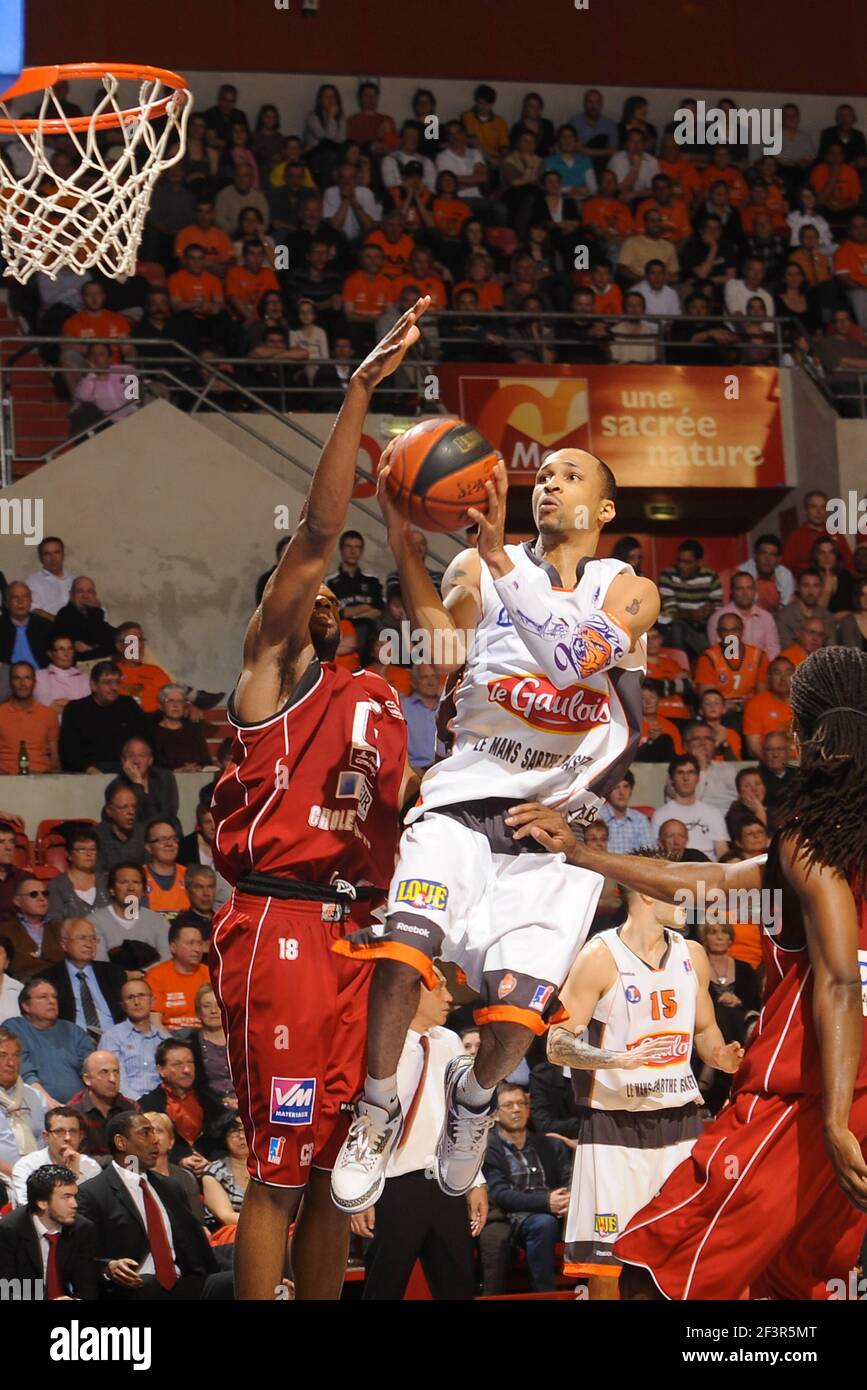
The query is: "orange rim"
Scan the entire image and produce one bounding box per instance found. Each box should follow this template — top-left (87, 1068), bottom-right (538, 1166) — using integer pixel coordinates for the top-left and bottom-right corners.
top-left (0, 63), bottom-right (189, 134)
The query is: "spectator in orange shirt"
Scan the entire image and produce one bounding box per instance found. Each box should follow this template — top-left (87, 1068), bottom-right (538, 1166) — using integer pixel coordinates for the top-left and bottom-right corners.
top-left (780, 615), bottom-right (827, 669)
top-left (588, 259), bottom-right (623, 314)
top-left (452, 252), bottom-right (504, 311)
top-left (834, 212), bottom-right (867, 330)
top-left (175, 198), bottom-right (235, 277)
top-left (431, 170), bottom-right (472, 274)
top-left (60, 282), bottom-right (130, 393)
top-left (742, 656), bottom-right (795, 759)
top-left (0, 661), bottom-right (60, 773)
top-left (389, 244), bottom-right (448, 309)
top-left (656, 132), bottom-right (702, 208)
top-left (225, 240), bottom-right (281, 323)
top-left (364, 209), bottom-right (415, 283)
top-left (342, 243), bottom-right (393, 347)
top-left (635, 174), bottom-right (692, 247)
top-left (700, 148), bottom-right (748, 206)
top-left (462, 84), bottom-right (510, 168)
top-left (346, 80), bottom-right (398, 154)
top-left (113, 623), bottom-right (172, 714)
top-left (143, 821), bottom-right (190, 920)
top-left (809, 143), bottom-right (862, 216)
top-left (582, 169), bottom-right (634, 252)
top-left (167, 245), bottom-right (231, 347)
top-left (697, 689), bottom-right (743, 759)
top-left (389, 161), bottom-right (434, 235)
top-left (635, 682), bottom-right (683, 762)
top-left (694, 613), bottom-right (769, 715)
top-left (789, 224), bottom-right (832, 288)
top-left (645, 624), bottom-right (694, 722)
top-left (146, 923), bottom-right (210, 1031)
top-left (740, 182), bottom-right (787, 236)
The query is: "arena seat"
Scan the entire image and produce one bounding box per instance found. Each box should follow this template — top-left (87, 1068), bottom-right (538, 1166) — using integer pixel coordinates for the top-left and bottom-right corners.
top-left (12, 829), bottom-right (33, 868)
top-left (41, 842), bottom-right (69, 872)
top-left (35, 817), bottom-right (96, 863)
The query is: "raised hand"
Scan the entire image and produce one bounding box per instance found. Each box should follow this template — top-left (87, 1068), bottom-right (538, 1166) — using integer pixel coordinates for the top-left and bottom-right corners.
top-left (352, 296), bottom-right (432, 392)
top-left (504, 802), bottom-right (578, 856)
top-left (466, 460), bottom-right (509, 577)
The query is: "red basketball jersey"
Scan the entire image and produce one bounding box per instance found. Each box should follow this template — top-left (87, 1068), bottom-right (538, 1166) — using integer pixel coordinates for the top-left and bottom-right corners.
top-left (733, 854), bottom-right (867, 1100)
top-left (212, 661), bottom-right (407, 891)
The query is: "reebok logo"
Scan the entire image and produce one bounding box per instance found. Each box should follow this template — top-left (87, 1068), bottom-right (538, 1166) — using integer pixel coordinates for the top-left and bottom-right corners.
top-left (50, 1321), bottom-right (152, 1370)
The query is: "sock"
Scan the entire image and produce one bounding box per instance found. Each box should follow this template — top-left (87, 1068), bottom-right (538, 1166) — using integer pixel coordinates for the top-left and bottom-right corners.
top-left (365, 1072), bottom-right (400, 1117)
top-left (456, 1067), bottom-right (495, 1111)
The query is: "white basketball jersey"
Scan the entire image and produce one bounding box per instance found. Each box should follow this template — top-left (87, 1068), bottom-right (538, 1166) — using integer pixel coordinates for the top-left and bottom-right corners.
top-left (572, 927), bottom-right (702, 1113)
top-left (407, 543), bottom-right (645, 824)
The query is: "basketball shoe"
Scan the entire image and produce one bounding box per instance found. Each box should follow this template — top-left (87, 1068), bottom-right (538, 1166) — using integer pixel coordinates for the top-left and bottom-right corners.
top-left (330, 1100), bottom-right (403, 1212)
top-left (433, 1054), bottom-right (497, 1197)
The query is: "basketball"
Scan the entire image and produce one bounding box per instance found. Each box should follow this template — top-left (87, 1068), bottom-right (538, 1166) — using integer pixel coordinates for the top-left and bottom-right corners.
top-left (382, 417), bottom-right (501, 532)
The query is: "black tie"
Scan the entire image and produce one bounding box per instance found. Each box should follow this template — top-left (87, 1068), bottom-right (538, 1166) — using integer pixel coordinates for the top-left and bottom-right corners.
top-left (76, 970), bottom-right (102, 1043)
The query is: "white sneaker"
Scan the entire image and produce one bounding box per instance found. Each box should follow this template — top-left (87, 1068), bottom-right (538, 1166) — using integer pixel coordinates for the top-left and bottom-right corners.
top-left (330, 1100), bottom-right (403, 1212)
top-left (433, 1055), bottom-right (496, 1197)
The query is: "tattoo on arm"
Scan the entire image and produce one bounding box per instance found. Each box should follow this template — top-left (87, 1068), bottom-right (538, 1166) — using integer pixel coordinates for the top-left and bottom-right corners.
top-left (547, 1024), bottom-right (622, 1070)
top-left (625, 598), bottom-right (640, 615)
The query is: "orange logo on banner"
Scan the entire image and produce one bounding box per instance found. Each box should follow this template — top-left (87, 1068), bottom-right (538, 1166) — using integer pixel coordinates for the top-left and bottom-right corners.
top-left (442, 365), bottom-right (785, 489)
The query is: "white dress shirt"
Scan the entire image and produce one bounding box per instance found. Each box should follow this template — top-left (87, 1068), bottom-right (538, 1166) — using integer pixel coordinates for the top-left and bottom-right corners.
top-left (632, 279), bottom-right (680, 317)
top-left (723, 280), bottom-right (774, 318)
top-left (12, 1145), bottom-right (101, 1206)
top-left (0, 972), bottom-right (22, 1023)
top-left (381, 150), bottom-right (437, 192)
top-left (435, 148), bottom-right (485, 199)
top-left (607, 149), bottom-right (659, 196)
top-left (26, 568), bottom-right (75, 616)
top-left (321, 184), bottom-right (381, 240)
top-left (112, 1161), bottom-right (179, 1278)
top-left (387, 1026), bottom-right (484, 1185)
top-left (32, 1213), bottom-right (60, 1281)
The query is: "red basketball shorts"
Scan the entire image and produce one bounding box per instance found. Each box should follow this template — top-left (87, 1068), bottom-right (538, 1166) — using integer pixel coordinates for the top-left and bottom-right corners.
top-left (209, 891), bottom-right (371, 1188)
top-left (614, 1087), bottom-right (867, 1300)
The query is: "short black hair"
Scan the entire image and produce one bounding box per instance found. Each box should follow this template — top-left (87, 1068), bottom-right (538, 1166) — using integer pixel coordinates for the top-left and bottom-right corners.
top-left (678, 539), bottom-right (704, 560)
top-left (91, 660), bottom-right (121, 683)
top-left (735, 765), bottom-right (762, 791)
top-left (44, 1105), bottom-right (83, 1132)
top-left (155, 1038), bottom-right (194, 1068)
top-left (474, 84), bottom-right (497, 104)
top-left (65, 825), bottom-right (99, 853)
top-left (754, 532), bottom-right (782, 552)
top-left (797, 567), bottom-right (822, 584)
top-left (37, 535), bottom-right (64, 557)
top-left (736, 815), bottom-right (767, 838)
top-left (340, 530), bottom-right (364, 547)
top-left (668, 753), bottom-right (700, 779)
top-left (26, 1163), bottom-right (77, 1212)
top-left (594, 455), bottom-right (617, 503)
top-left (106, 1111), bottom-right (143, 1154)
top-left (615, 769), bottom-right (636, 788)
top-left (168, 918), bottom-right (203, 945)
top-left (107, 860), bottom-right (145, 889)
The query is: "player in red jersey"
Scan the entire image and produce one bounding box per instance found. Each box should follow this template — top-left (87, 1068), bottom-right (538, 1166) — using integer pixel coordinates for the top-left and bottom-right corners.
top-left (503, 646), bottom-right (867, 1299)
top-left (209, 299), bottom-right (429, 1300)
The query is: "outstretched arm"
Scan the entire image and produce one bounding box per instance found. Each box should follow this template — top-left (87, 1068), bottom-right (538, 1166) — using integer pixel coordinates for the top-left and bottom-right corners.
top-left (548, 937), bottom-right (677, 1070)
top-left (469, 464), bottom-right (659, 690)
top-left (235, 297), bottom-right (430, 722)
top-left (780, 834), bottom-right (867, 1212)
top-left (503, 802), bottom-right (765, 901)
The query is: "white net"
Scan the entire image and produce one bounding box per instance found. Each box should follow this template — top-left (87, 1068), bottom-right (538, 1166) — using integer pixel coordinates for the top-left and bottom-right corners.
top-left (0, 72), bottom-right (191, 282)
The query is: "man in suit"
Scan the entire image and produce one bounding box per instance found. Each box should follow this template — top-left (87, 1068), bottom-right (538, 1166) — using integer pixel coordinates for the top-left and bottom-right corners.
top-left (0, 1162), bottom-right (98, 1299)
top-left (41, 919), bottom-right (125, 1040)
top-left (76, 1111), bottom-right (232, 1299)
top-left (0, 876), bottom-right (64, 981)
top-left (0, 582), bottom-right (53, 669)
top-left (137, 1039), bottom-right (224, 1173)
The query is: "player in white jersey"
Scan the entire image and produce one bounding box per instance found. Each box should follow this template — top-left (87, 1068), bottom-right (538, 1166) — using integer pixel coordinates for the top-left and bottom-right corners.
top-left (331, 452), bottom-right (661, 1214)
top-left (546, 854), bottom-right (742, 1299)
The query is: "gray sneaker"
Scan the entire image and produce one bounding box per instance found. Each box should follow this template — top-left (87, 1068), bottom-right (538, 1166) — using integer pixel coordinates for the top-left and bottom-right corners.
top-left (330, 1100), bottom-right (403, 1212)
top-left (433, 1054), bottom-right (496, 1197)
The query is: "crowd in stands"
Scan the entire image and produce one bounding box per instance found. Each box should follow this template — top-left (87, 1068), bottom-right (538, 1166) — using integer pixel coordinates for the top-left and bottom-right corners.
top-left (8, 81), bottom-right (867, 425)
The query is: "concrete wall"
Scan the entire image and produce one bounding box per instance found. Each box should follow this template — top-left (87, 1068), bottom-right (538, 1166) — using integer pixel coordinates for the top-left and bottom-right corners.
top-left (0, 772), bottom-right (212, 837)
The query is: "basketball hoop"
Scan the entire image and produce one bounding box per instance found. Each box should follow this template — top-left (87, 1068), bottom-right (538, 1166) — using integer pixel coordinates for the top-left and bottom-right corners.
top-left (0, 62), bottom-right (191, 282)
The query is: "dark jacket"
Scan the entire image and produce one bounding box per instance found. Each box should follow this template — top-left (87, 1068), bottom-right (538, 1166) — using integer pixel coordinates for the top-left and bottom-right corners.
top-left (483, 1127), bottom-right (571, 1215)
top-left (0, 612), bottom-right (54, 668)
top-left (0, 914), bottom-right (65, 981)
top-left (41, 958), bottom-right (127, 1027)
top-left (75, 1163), bottom-right (218, 1286)
top-left (0, 1204), bottom-right (99, 1300)
top-left (59, 694), bottom-right (152, 772)
top-left (136, 1081), bottom-right (225, 1163)
top-left (528, 1061), bottom-right (582, 1141)
top-left (115, 767), bottom-right (180, 827)
top-left (52, 603), bottom-right (117, 659)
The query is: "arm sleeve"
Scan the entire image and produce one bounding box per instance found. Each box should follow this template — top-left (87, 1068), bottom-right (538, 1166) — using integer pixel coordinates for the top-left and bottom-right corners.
top-left (492, 567), bottom-right (631, 691)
